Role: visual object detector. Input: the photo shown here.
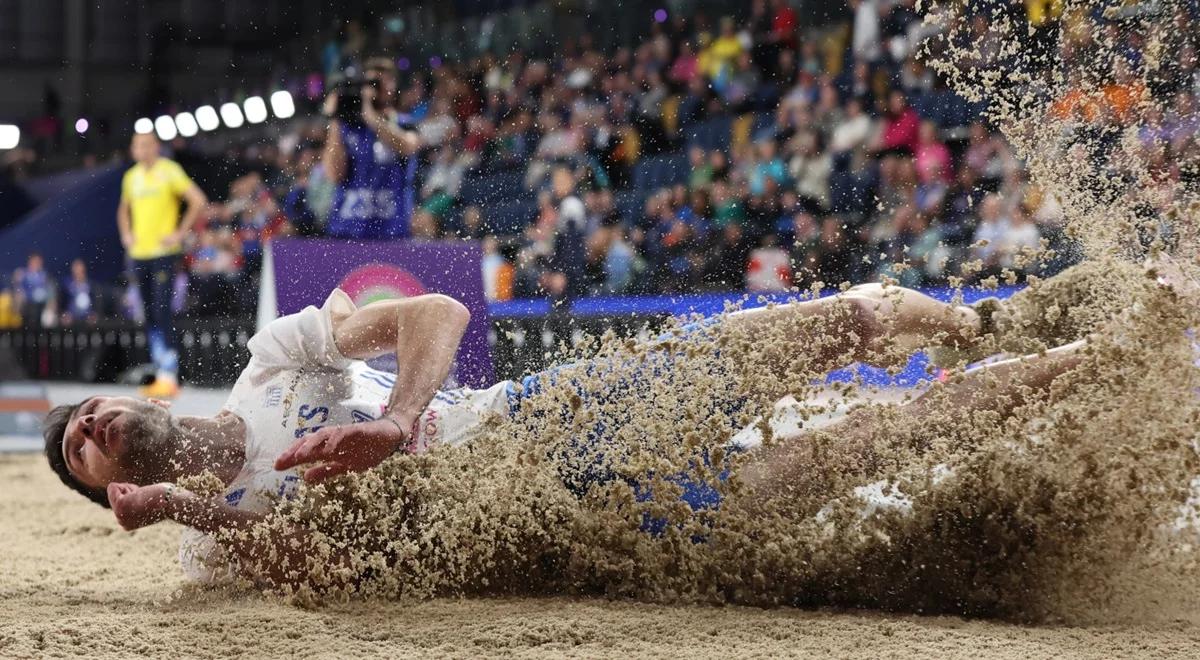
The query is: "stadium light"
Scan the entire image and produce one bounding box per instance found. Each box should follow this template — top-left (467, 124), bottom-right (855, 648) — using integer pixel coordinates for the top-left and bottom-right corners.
top-left (269, 90), bottom-right (295, 119)
top-left (219, 102), bottom-right (244, 128)
top-left (243, 96), bottom-right (268, 124)
top-left (134, 117), bottom-right (154, 134)
top-left (154, 115), bottom-right (178, 141)
top-left (0, 124), bottom-right (18, 149)
top-left (75, 118), bottom-right (89, 134)
top-left (174, 112), bottom-right (199, 137)
top-left (195, 105), bottom-right (220, 131)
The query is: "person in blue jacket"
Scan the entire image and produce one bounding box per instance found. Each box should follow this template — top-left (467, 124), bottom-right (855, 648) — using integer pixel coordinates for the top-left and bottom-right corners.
top-left (322, 57), bottom-right (422, 240)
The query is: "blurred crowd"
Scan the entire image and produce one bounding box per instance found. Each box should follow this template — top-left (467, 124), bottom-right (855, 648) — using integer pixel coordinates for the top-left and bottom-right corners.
top-left (5, 0), bottom-right (1199, 323)
top-left (1, 253), bottom-right (142, 329)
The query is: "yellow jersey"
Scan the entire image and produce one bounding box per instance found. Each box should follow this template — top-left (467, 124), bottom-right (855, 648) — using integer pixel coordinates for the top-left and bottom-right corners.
top-left (121, 158), bottom-right (195, 260)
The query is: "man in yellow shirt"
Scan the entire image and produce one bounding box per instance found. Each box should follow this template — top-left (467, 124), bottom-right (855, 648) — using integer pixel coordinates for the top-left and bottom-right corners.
top-left (117, 133), bottom-right (207, 398)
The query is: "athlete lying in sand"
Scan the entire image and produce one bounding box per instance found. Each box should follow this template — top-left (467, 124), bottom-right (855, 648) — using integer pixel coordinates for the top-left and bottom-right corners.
top-left (41, 261), bottom-right (1180, 586)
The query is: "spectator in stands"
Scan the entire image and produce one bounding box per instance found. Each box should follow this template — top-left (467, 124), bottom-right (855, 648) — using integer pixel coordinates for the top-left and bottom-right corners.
top-left (971, 193), bottom-right (1040, 276)
top-left (788, 210), bottom-right (821, 279)
top-left (850, 0), bottom-right (883, 64)
top-left (1001, 211), bottom-right (1042, 272)
top-left (942, 167), bottom-right (983, 247)
top-left (417, 96), bottom-right (460, 148)
top-left (836, 60), bottom-right (876, 111)
top-left (597, 221), bottom-right (640, 295)
top-left (769, 0), bottom-right (799, 52)
top-left (480, 237), bottom-right (515, 302)
top-left (186, 226), bottom-right (242, 316)
top-left (688, 146), bottom-right (714, 190)
top-left (829, 97), bottom-right (874, 156)
top-left (323, 57), bottom-right (422, 240)
top-left (526, 111), bottom-right (584, 189)
top-left (749, 139), bottom-right (787, 196)
top-left (913, 120), bottom-right (951, 184)
top-left (60, 259), bottom-right (104, 326)
top-left (547, 167), bottom-right (589, 299)
top-left (14, 252), bottom-right (53, 328)
top-left (702, 17), bottom-right (745, 86)
top-left (669, 41), bottom-right (700, 88)
top-left (118, 133), bottom-right (207, 398)
top-left (457, 206), bottom-right (487, 241)
top-left (1103, 59), bottom-right (1149, 125)
top-left (725, 52), bottom-right (763, 110)
top-left (815, 215), bottom-right (854, 285)
top-left (280, 147), bottom-right (321, 236)
top-left (962, 121), bottom-right (1007, 182)
top-left (414, 145), bottom-right (468, 238)
top-left (0, 272), bottom-right (19, 329)
top-left (788, 130), bottom-right (832, 212)
top-left (877, 89), bottom-right (920, 156)
top-left (883, 0), bottom-right (920, 63)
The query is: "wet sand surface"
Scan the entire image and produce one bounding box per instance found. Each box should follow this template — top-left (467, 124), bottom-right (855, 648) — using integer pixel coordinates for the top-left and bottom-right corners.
top-left (5, 454), bottom-right (1198, 659)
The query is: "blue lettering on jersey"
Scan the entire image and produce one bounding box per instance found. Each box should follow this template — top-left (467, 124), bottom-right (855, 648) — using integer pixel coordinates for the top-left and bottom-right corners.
top-left (351, 410), bottom-right (376, 424)
top-left (294, 404), bottom-right (330, 438)
top-left (225, 488), bottom-right (246, 507)
top-left (326, 121), bottom-right (416, 240)
top-left (278, 474), bottom-right (301, 499)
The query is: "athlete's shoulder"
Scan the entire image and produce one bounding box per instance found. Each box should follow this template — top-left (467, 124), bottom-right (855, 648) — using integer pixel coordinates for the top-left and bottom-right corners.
top-left (156, 158), bottom-right (185, 173)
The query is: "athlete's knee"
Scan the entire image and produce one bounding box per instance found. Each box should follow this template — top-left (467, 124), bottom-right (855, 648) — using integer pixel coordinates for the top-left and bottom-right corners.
top-left (844, 282), bottom-right (887, 301)
top-left (840, 293), bottom-right (887, 347)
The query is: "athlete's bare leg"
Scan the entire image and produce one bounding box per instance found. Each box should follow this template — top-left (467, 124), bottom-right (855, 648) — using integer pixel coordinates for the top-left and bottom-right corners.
top-left (738, 338), bottom-right (1088, 498)
top-left (718, 283), bottom-right (984, 375)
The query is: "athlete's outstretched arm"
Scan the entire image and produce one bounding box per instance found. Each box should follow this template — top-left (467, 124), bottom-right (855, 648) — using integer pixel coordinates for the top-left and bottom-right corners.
top-left (107, 482), bottom-right (353, 589)
top-left (275, 294), bottom-right (471, 482)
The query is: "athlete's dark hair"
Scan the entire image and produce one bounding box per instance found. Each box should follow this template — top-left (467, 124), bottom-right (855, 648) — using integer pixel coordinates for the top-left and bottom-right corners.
top-left (43, 403), bottom-right (110, 508)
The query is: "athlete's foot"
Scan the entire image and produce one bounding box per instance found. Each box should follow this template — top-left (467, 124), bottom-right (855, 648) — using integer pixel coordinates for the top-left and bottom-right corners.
top-left (139, 377), bottom-right (180, 400)
top-left (925, 297), bottom-right (1005, 369)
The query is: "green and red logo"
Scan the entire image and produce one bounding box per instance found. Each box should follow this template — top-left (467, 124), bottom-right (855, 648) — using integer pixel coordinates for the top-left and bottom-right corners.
top-left (337, 263), bottom-right (427, 306)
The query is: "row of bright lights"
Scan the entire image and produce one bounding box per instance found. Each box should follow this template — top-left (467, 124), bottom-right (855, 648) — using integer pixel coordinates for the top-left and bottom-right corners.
top-left (0, 124), bottom-right (18, 149)
top-left (135, 91), bottom-right (295, 141)
top-left (0, 91), bottom-right (295, 149)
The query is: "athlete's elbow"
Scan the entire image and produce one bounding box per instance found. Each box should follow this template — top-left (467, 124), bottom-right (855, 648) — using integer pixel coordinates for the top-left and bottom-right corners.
top-left (188, 187), bottom-right (209, 207)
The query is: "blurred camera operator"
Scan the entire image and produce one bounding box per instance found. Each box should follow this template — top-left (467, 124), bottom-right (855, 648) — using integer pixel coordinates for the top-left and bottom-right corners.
top-left (321, 57), bottom-right (422, 240)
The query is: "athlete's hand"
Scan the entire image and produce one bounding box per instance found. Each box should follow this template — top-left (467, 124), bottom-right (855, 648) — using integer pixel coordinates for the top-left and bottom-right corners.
top-left (274, 415), bottom-right (413, 484)
top-left (107, 482), bottom-right (172, 531)
top-left (360, 86), bottom-right (383, 128)
top-left (119, 232), bottom-right (133, 251)
top-left (360, 83), bottom-right (377, 110)
top-left (322, 92), bottom-right (338, 118)
top-left (160, 231), bottom-right (185, 249)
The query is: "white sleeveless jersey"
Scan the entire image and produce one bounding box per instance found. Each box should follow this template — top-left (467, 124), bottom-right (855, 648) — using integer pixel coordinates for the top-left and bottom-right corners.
top-left (179, 289), bottom-right (511, 583)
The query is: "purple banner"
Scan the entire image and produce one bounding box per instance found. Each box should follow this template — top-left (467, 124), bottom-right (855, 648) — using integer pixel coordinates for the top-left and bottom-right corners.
top-left (271, 238), bottom-right (493, 387)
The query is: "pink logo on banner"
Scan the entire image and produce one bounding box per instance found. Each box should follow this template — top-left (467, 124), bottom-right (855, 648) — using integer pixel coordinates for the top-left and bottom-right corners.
top-left (337, 263), bottom-right (427, 307)
top-left (271, 238), bottom-right (492, 386)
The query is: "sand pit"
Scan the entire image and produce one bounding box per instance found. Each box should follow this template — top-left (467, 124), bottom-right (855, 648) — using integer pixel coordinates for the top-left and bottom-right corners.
top-left (6, 445), bottom-right (1200, 658)
top-left (8, 1), bottom-right (1200, 654)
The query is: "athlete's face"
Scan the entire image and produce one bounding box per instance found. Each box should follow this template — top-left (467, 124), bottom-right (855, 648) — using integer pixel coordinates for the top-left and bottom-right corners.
top-left (61, 396), bottom-right (178, 491)
top-left (130, 134), bottom-right (160, 165)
